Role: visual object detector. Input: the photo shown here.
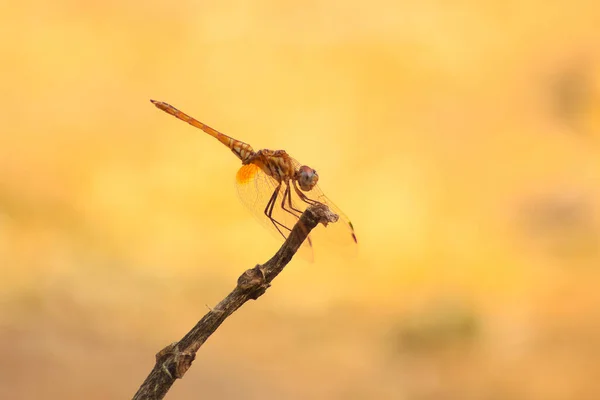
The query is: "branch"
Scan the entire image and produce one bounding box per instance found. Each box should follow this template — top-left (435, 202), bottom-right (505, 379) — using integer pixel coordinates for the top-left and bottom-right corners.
top-left (132, 204), bottom-right (339, 400)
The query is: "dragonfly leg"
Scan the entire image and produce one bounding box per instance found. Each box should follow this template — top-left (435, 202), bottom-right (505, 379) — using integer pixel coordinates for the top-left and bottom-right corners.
top-left (285, 183), bottom-right (305, 215)
top-left (280, 183), bottom-right (313, 247)
top-left (280, 183), bottom-right (302, 218)
top-left (292, 180), bottom-right (320, 206)
top-left (281, 182), bottom-right (312, 247)
top-left (263, 184), bottom-right (293, 239)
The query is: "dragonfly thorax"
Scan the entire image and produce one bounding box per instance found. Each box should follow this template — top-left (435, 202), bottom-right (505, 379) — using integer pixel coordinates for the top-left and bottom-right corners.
top-left (250, 149), bottom-right (297, 182)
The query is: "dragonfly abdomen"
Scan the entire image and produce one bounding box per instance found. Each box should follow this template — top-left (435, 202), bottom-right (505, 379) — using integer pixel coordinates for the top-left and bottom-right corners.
top-left (150, 99), bottom-right (256, 162)
top-left (229, 140), bottom-right (256, 164)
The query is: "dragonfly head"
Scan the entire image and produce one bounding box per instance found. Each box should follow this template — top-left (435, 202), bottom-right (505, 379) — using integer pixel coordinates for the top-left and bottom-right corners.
top-left (296, 165), bottom-right (319, 191)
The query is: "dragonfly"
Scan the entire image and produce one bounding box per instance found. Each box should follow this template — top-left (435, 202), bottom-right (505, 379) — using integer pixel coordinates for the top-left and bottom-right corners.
top-left (151, 99), bottom-right (357, 257)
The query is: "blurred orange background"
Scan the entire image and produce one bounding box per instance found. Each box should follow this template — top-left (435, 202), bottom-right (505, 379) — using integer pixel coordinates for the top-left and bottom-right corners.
top-left (2, 1), bottom-right (600, 399)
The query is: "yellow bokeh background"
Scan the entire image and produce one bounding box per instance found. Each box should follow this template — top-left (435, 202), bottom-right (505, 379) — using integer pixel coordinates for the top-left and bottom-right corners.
top-left (2, 1), bottom-right (600, 399)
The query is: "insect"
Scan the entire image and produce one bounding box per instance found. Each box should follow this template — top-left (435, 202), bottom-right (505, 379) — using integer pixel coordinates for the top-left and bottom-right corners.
top-left (151, 100), bottom-right (357, 257)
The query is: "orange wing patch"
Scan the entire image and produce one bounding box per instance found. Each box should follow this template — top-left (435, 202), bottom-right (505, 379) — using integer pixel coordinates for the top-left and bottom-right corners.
top-left (236, 163), bottom-right (261, 185)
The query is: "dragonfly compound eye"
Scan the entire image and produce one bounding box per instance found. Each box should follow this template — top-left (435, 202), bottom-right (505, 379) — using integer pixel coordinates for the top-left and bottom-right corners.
top-left (297, 165), bottom-right (319, 191)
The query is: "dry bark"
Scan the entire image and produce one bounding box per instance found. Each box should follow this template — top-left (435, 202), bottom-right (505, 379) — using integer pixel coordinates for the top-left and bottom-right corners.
top-left (132, 204), bottom-right (338, 400)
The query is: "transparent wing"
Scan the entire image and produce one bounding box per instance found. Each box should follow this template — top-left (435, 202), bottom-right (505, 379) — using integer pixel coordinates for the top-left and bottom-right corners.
top-left (235, 164), bottom-right (314, 261)
top-left (288, 158), bottom-right (358, 257)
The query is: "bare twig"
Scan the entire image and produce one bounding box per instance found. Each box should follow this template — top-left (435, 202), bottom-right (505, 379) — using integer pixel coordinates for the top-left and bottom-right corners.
top-left (132, 204), bottom-right (338, 400)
